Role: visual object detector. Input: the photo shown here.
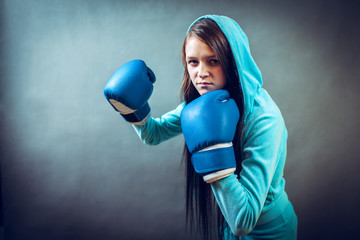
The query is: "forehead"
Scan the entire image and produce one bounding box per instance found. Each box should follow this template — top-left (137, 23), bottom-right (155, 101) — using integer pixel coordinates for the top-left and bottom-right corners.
top-left (185, 36), bottom-right (215, 58)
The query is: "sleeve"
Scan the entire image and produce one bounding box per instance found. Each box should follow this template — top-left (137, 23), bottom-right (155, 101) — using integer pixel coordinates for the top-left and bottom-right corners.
top-left (132, 102), bottom-right (185, 145)
top-left (210, 111), bottom-right (287, 237)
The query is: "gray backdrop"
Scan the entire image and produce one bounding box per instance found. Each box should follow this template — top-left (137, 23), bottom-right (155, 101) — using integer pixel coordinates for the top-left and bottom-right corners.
top-left (1, 0), bottom-right (360, 239)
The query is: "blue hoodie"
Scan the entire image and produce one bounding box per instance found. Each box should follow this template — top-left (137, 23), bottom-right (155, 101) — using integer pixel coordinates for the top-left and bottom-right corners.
top-left (133, 15), bottom-right (297, 239)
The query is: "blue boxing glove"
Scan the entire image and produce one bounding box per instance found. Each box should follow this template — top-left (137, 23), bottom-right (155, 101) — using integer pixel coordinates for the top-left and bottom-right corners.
top-left (104, 60), bottom-right (156, 125)
top-left (181, 90), bottom-right (240, 183)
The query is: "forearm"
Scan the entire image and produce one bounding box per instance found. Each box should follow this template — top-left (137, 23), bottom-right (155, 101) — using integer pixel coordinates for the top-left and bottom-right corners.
top-left (133, 116), bottom-right (182, 145)
top-left (133, 102), bottom-right (185, 145)
top-left (211, 174), bottom-right (262, 237)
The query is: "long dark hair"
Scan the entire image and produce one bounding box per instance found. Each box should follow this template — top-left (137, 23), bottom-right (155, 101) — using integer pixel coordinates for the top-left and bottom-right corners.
top-left (180, 18), bottom-right (245, 240)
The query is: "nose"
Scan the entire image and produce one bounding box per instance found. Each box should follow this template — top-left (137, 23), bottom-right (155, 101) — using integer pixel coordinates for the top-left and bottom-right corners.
top-left (198, 63), bottom-right (209, 79)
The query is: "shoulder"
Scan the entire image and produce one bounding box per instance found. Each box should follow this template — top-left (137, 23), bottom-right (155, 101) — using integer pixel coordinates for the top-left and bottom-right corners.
top-left (242, 88), bottom-right (287, 143)
top-left (175, 101), bottom-right (186, 113)
top-left (246, 88), bottom-right (284, 124)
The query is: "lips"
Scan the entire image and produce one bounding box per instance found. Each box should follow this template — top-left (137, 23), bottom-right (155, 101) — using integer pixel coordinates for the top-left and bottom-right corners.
top-left (197, 82), bottom-right (213, 85)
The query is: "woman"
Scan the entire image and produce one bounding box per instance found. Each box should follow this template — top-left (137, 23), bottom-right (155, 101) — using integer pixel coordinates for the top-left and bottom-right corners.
top-left (105, 15), bottom-right (297, 240)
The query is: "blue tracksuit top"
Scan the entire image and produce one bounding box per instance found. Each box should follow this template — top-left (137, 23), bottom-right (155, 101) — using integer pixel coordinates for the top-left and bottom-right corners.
top-left (133, 15), bottom-right (296, 238)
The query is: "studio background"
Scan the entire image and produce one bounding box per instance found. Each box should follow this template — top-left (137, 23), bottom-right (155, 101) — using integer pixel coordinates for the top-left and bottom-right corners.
top-left (1, 0), bottom-right (359, 239)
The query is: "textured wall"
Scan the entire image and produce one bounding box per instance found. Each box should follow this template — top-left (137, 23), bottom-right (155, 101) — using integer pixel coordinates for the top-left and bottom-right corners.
top-left (1, 0), bottom-right (359, 239)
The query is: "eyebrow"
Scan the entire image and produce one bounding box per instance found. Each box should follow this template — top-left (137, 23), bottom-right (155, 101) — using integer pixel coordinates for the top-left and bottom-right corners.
top-left (186, 55), bottom-right (217, 60)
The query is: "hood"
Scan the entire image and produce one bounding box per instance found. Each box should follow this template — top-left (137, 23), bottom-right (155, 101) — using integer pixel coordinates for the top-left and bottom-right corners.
top-left (187, 15), bottom-right (263, 121)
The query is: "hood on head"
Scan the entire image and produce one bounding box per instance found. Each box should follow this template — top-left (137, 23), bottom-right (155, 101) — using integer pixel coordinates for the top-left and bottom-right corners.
top-left (187, 15), bottom-right (263, 121)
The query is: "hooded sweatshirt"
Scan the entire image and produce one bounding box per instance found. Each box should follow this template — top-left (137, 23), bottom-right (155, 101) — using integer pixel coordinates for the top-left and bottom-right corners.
top-left (133, 15), bottom-right (296, 238)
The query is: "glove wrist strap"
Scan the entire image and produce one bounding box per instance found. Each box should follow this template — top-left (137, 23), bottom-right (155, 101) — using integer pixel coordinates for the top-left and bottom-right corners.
top-left (191, 146), bottom-right (236, 176)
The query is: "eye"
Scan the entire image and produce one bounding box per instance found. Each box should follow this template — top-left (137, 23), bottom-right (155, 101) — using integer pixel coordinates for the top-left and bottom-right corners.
top-left (209, 59), bottom-right (219, 66)
top-left (187, 60), bottom-right (198, 66)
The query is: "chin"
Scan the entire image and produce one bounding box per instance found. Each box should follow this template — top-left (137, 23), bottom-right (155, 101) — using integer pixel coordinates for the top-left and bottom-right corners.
top-left (198, 88), bottom-right (215, 96)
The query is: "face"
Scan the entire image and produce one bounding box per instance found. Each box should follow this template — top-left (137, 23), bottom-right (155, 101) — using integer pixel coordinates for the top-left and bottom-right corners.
top-left (185, 36), bottom-right (226, 96)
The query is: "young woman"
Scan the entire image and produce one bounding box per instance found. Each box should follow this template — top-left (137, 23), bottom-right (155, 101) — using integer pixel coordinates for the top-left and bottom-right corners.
top-left (104, 15), bottom-right (297, 240)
